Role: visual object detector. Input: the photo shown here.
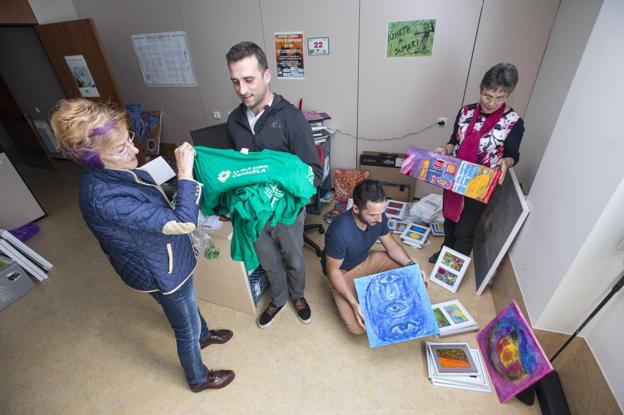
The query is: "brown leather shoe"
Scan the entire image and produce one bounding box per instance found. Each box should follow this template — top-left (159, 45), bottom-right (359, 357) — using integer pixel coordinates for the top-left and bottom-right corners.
top-left (191, 370), bottom-right (235, 392)
top-left (200, 329), bottom-right (233, 349)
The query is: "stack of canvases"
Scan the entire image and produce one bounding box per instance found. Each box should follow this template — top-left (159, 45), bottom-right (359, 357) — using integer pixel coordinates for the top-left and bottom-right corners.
top-left (0, 228), bottom-right (52, 283)
top-left (425, 342), bottom-right (492, 392)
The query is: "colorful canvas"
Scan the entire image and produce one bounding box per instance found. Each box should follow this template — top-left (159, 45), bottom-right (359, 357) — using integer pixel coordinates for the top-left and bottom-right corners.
top-left (433, 308), bottom-right (451, 328)
top-left (136, 110), bottom-right (163, 156)
top-left (428, 343), bottom-right (479, 375)
top-left (441, 251), bottom-right (465, 272)
top-left (429, 246), bottom-right (471, 293)
top-left (400, 146), bottom-right (500, 203)
top-left (400, 223), bottom-right (430, 247)
top-left (431, 299), bottom-right (478, 336)
top-left (354, 264), bottom-right (439, 348)
top-left (385, 200), bottom-right (407, 220)
top-left (445, 304), bottom-right (468, 324)
top-left (393, 221), bottom-right (409, 234)
top-left (430, 222), bottom-right (444, 236)
top-left (477, 301), bottom-right (553, 403)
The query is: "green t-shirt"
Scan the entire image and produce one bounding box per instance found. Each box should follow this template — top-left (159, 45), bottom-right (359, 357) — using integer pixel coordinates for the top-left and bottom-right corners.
top-left (193, 147), bottom-right (316, 270)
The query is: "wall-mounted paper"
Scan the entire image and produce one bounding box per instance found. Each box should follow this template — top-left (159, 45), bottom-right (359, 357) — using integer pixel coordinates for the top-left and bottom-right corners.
top-left (387, 20), bottom-right (436, 57)
top-left (131, 31), bottom-right (198, 87)
top-left (64, 55), bottom-right (99, 97)
top-left (274, 32), bottom-right (304, 79)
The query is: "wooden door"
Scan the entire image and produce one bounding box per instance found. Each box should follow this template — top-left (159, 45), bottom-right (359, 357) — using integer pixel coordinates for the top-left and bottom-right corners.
top-left (34, 18), bottom-right (125, 108)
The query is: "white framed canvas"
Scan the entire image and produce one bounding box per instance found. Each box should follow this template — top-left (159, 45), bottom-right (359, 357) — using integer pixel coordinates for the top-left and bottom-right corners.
top-left (429, 246), bottom-right (471, 293)
top-left (385, 199), bottom-right (407, 220)
top-left (430, 222), bottom-right (444, 237)
top-left (427, 342), bottom-right (479, 376)
top-left (431, 299), bottom-right (478, 336)
top-left (393, 221), bottom-right (409, 234)
top-left (400, 223), bottom-right (430, 247)
top-left (388, 218), bottom-right (397, 231)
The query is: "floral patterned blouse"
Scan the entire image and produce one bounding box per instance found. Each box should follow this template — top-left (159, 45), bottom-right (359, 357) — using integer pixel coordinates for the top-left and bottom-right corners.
top-left (448, 103), bottom-right (524, 169)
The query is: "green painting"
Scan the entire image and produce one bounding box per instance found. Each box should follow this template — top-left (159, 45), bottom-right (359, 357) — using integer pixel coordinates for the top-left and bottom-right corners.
top-left (387, 19), bottom-right (436, 58)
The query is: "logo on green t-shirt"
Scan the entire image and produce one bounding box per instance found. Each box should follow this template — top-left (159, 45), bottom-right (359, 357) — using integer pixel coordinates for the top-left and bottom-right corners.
top-left (217, 170), bottom-right (232, 183)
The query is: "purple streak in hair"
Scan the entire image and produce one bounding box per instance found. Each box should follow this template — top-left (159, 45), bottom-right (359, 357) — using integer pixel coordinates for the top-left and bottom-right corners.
top-left (66, 148), bottom-right (104, 168)
top-left (89, 118), bottom-right (120, 138)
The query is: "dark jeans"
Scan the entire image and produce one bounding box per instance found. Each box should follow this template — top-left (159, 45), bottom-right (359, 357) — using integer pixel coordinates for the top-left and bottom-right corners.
top-left (150, 276), bottom-right (210, 388)
top-left (443, 197), bottom-right (487, 256)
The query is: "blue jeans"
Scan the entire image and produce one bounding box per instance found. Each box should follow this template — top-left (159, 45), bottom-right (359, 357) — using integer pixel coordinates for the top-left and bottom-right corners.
top-left (150, 276), bottom-right (209, 388)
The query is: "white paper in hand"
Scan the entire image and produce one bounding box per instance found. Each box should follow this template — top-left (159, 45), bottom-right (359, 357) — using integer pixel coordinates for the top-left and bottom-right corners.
top-left (139, 156), bottom-right (176, 184)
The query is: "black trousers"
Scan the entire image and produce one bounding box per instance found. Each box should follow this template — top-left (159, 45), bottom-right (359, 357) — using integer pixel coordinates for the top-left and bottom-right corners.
top-left (442, 197), bottom-right (486, 256)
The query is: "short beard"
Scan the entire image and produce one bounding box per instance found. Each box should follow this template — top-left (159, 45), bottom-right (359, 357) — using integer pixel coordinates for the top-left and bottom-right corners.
top-left (356, 210), bottom-right (380, 227)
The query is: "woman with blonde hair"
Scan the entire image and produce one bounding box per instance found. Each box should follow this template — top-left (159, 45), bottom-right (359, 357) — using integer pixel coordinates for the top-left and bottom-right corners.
top-left (50, 98), bottom-right (234, 392)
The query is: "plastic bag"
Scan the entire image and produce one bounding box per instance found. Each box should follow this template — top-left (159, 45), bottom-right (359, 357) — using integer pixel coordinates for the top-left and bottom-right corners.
top-left (191, 212), bottom-right (220, 260)
top-left (409, 193), bottom-right (443, 224)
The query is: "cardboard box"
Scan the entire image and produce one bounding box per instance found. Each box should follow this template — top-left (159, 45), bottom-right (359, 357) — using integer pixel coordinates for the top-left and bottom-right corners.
top-left (360, 151), bottom-right (416, 200)
top-left (360, 151), bottom-right (405, 168)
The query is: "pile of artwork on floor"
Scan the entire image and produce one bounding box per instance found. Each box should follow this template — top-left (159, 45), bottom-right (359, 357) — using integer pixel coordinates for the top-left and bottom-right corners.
top-left (385, 199), bottom-right (447, 249)
top-left (425, 341), bottom-right (492, 392)
top-left (352, 261), bottom-right (554, 403)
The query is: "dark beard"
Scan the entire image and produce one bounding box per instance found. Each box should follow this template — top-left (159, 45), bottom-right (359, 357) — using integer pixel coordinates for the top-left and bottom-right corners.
top-left (356, 210), bottom-right (380, 227)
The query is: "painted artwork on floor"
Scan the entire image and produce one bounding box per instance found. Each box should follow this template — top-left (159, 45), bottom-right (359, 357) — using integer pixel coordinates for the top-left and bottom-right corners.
top-left (354, 264), bottom-right (439, 348)
top-left (477, 301), bottom-right (553, 403)
top-left (400, 146), bottom-right (500, 203)
top-left (429, 246), bottom-right (471, 293)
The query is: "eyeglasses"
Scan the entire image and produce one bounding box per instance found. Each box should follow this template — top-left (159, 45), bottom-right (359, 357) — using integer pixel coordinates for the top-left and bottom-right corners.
top-left (105, 131), bottom-right (136, 158)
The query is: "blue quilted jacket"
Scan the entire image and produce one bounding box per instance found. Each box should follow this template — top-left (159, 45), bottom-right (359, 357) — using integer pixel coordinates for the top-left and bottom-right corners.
top-left (79, 167), bottom-right (203, 294)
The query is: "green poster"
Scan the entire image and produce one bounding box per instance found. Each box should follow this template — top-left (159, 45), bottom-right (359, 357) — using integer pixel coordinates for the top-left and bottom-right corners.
top-left (387, 19), bottom-right (436, 57)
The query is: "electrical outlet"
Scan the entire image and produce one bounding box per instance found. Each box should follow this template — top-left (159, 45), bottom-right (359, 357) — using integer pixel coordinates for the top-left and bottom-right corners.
top-left (213, 111), bottom-right (222, 119)
top-left (437, 117), bottom-right (448, 126)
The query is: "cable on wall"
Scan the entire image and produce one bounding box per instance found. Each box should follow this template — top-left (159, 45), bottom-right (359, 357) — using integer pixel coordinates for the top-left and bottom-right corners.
top-left (333, 121), bottom-right (439, 142)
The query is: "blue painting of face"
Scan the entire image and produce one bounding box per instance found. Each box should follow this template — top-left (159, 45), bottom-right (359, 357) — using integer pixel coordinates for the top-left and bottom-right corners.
top-left (354, 264), bottom-right (439, 348)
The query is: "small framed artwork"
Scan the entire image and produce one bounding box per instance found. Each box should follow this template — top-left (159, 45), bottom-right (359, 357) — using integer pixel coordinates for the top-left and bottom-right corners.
top-left (393, 221), bottom-right (409, 234)
top-left (429, 246), bottom-right (471, 293)
top-left (388, 218), bottom-right (397, 231)
top-left (385, 199), bottom-right (407, 220)
top-left (400, 223), bottom-right (430, 247)
top-left (427, 342), bottom-right (479, 376)
top-left (430, 222), bottom-right (444, 237)
top-left (431, 299), bottom-right (478, 336)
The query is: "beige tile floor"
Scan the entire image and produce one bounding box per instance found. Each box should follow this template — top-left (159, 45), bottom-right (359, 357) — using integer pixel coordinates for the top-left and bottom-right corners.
top-left (0, 161), bottom-right (542, 415)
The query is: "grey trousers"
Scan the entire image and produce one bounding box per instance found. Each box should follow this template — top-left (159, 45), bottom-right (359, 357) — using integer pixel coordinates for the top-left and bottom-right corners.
top-left (253, 209), bottom-right (306, 307)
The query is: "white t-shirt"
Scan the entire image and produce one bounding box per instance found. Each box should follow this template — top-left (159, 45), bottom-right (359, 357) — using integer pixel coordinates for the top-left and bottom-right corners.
top-left (246, 96), bottom-right (274, 134)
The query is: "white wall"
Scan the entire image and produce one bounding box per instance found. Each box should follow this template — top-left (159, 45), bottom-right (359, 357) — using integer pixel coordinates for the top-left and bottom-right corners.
top-left (356, 0), bottom-right (481, 165)
top-left (258, 0), bottom-right (360, 169)
top-left (510, 0), bottom-right (624, 408)
top-left (464, 0), bottom-right (560, 116)
top-left (514, 0), bottom-right (603, 192)
top-left (29, 0), bottom-right (556, 174)
top-left (28, 0), bottom-right (77, 24)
